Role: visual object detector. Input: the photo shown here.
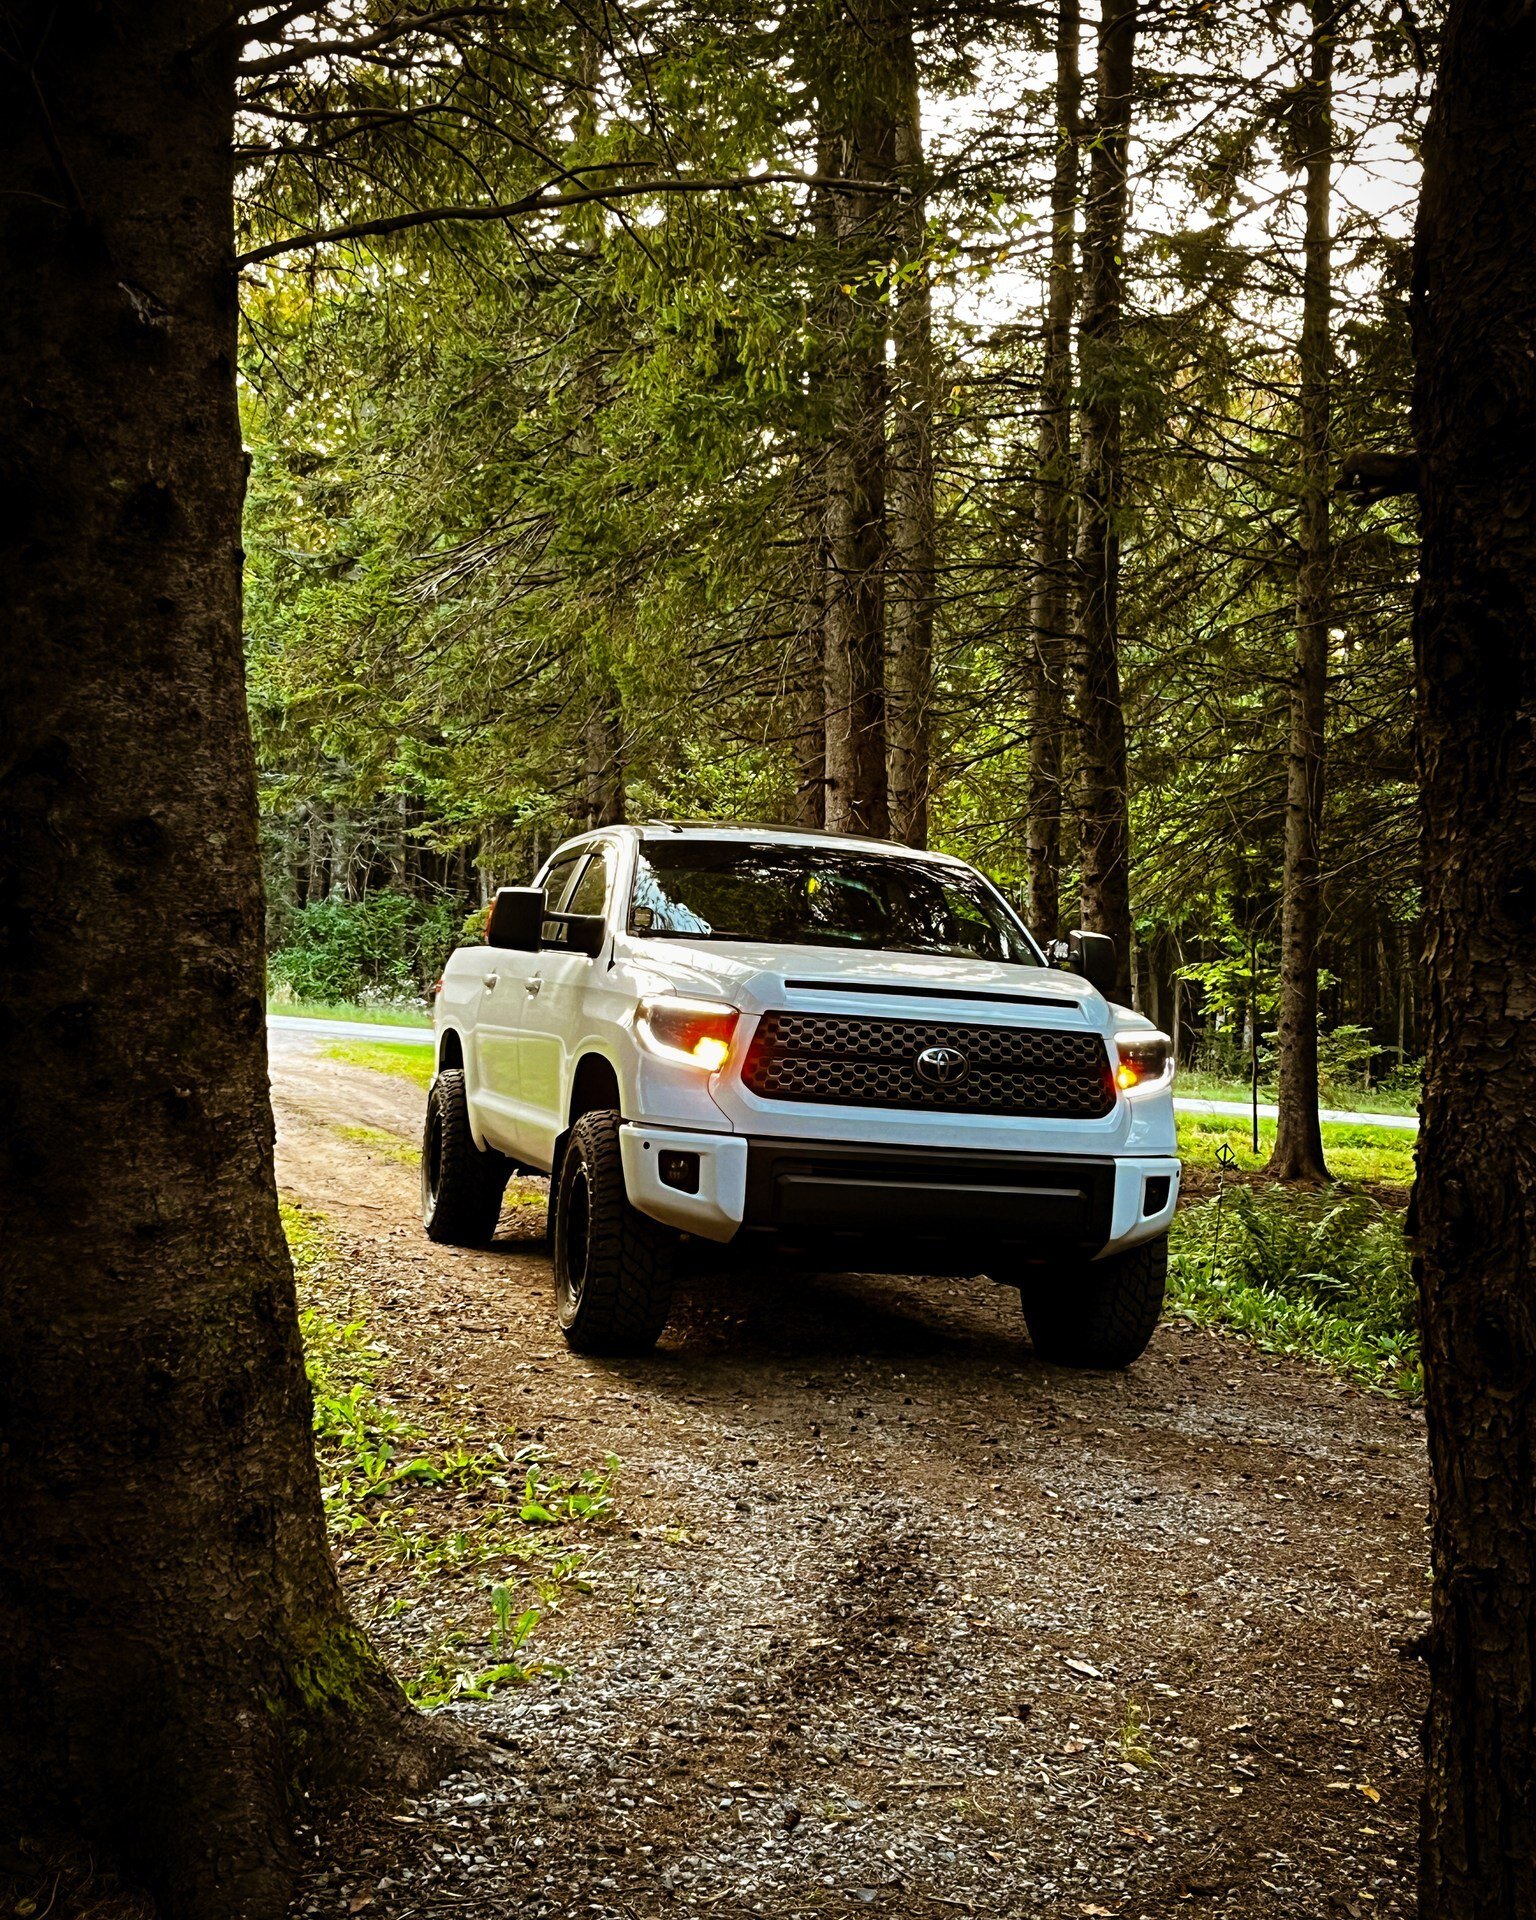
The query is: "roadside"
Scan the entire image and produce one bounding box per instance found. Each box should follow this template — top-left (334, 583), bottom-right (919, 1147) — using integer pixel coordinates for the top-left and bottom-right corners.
top-left (269, 1027), bottom-right (1430, 1920)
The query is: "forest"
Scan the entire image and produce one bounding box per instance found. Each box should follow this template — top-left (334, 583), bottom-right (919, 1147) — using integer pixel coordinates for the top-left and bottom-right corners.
top-left (7, 1), bottom-right (1536, 1918)
top-left (243, 0), bottom-right (1423, 1136)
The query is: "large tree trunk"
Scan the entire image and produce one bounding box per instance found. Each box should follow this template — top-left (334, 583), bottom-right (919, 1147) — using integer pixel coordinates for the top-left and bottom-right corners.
top-left (821, 5), bottom-right (895, 840)
top-left (1268, 0), bottom-right (1334, 1183)
top-left (1412, 8), bottom-right (1536, 1915)
top-left (1072, 0), bottom-right (1137, 1003)
top-left (583, 660), bottom-right (627, 827)
top-left (0, 11), bottom-right (448, 1916)
top-left (1025, 0), bottom-right (1082, 943)
top-left (885, 4), bottom-right (935, 850)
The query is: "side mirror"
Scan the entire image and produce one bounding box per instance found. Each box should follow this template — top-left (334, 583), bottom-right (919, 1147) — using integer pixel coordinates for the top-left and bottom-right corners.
top-left (541, 910), bottom-right (606, 959)
top-left (1058, 928), bottom-right (1117, 998)
top-left (487, 887), bottom-right (544, 952)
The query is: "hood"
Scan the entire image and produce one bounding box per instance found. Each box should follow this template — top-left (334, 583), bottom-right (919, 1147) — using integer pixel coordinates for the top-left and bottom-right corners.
top-left (625, 937), bottom-right (1116, 1026)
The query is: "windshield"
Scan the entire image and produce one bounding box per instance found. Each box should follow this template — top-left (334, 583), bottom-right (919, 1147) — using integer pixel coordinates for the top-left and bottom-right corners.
top-left (629, 840), bottom-right (1042, 965)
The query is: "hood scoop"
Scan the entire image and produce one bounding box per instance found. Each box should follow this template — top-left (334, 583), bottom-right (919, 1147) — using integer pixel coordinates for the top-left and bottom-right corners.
top-left (783, 978), bottom-right (1078, 1011)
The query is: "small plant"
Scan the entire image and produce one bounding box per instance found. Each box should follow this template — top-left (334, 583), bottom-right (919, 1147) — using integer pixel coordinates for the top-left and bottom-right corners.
top-left (1113, 1700), bottom-right (1157, 1769)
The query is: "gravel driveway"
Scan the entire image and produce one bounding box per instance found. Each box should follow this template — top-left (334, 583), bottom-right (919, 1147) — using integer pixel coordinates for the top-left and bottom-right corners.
top-left (270, 1029), bottom-right (1428, 1920)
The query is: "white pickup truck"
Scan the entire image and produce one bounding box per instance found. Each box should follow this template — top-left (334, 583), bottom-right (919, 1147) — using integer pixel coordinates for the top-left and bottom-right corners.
top-left (426, 823), bottom-right (1179, 1366)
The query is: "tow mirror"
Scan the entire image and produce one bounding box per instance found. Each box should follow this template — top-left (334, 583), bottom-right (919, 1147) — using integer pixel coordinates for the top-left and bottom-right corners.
top-left (541, 910), bottom-right (606, 958)
top-left (1055, 928), bottom-right (1117, 998)
top-left (488, 886), bottom-right (543, 952)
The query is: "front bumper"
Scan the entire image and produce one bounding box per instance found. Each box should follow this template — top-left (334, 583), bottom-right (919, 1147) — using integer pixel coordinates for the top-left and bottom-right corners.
top-left (620, 1124), bottom-right (1178, 1258)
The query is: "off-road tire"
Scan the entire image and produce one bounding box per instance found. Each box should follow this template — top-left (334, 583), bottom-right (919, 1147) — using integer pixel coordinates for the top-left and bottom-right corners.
top-left (1018, 1235), bottom-right (1167, 1369)
top-left (553, 1110), bottom-right (675, 1354)
top-left (421, 1069), bottom-right (509, 1246)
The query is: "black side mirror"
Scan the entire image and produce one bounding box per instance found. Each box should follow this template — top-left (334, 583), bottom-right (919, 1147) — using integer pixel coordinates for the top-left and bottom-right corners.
top-left (1059, 928), bottom-right (1117, 998)
top-left (488, 887), bottom-right (544, 952)
top-left (541, 910), bottom-right (606, 959)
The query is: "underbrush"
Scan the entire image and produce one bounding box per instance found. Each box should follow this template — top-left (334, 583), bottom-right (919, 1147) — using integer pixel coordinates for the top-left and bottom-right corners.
top-left (268, 890), bottom-right (460, 1003)
top-left (322, 1038), bottom-right (435, 1089)
top-left (1168, 1184), bottom-right (1419, 1396)
top-left (283, 1200), bottom-right (615, 1705)
top-left (269, 996), bottom-right (432, 1027)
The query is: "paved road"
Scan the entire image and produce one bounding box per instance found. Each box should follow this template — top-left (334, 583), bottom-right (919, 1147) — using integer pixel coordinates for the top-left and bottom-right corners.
top-left (265, 1014), bottom-right (1420, 1131)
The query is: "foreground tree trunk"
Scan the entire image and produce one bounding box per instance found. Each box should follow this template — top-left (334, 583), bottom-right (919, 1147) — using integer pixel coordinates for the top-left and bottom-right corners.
top-left (0, 10), bottom-right (448, 1916)
top-left (1412, 6), bottom-right (1536, 1914)
top-left (1025, 0), bottom-right (1082, 942)
top-left (885, 3), bottom-right (935, 850)
top-left (1268, 0), bottom-right (1334, 1183)
top-left (821, 4), bottom-right (896, 839)
top-left (1072, 0), bottom-right (1137, 1002)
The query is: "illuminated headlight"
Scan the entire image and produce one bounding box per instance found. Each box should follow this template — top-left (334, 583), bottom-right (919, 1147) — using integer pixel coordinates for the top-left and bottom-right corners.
top-left (1113, 1030), bottom-right (1174, 1093)
top-left (636, 996), bottom-right (740, 1072)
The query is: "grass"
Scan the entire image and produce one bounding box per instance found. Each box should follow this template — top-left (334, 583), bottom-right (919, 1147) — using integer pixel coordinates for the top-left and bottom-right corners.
top-left (1177, 1111), bottom-right (1416, 1189)
top-left (1167, 1183), bottom-right (1419, 1396)
top-left (335, 1121), bottom-right (417, 1165)
top-left (268, 995), bottom-right (432, 1027)
top-left (322, 1038), bottom-right (435, 1089)
top-left (282, 1199), bottom-right (616, 1705)
top-left (1176, 1069), bottom-right (1419, 1119)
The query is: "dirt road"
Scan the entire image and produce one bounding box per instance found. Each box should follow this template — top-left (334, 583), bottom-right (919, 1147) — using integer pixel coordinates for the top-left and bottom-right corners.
top-left (271, 1030), bottom-right (1428, 1920)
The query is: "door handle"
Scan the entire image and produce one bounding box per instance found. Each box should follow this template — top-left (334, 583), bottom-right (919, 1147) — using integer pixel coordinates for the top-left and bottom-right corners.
top-left (482, 972), bottom-right (499, 990)
top-left (525, 977), bottom-right (542, 996)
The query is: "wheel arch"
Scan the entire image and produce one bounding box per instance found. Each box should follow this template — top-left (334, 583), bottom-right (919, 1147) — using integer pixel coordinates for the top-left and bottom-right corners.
top-left (553, 1048), bottom-right (625, 1182)
top-left (436, 1025), bottom-right (465, 1074)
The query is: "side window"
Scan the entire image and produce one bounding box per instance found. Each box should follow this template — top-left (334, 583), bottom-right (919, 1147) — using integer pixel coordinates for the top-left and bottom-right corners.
top-left (565, 846), bottom-right (613, 920)
top-left (538, 852), bottom-right (583, 912)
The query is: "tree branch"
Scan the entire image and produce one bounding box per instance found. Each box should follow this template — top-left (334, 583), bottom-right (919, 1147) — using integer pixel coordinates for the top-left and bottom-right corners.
top-left (236, 172), bottom-right (900, 267)
top-left (1336, 447), bottom-right (1420, 503)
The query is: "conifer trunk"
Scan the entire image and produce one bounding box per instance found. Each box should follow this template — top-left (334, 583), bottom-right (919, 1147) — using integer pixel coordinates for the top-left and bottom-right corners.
top-left (822, 4), bottom-right (895, 839)
top-left (886, 4), bottom-right (935, 850)
top-left (1412, 6), bottom-right (1536, 1913)
top-left (0, 10), bottom-right (449, 1915)
top-left (1072, 0), bottom-right (1137, 1002)
top-left (1025, 0), bottom-right (1082, 942)
top-left (1269, 0), bottom-right (1334, 1183)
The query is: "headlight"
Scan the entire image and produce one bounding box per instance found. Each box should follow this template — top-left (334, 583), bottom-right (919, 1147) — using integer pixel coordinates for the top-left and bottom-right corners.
top-left (636, 996), bottom-right (740, 1072)
top-left (1113, 1030), bottom-right (1174, 1093)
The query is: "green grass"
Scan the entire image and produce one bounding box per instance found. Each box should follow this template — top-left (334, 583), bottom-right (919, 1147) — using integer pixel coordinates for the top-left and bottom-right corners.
top-left (1176, 1069), bottom-right (1419, 1118)
top-left (322, 1038), bottom-right (435, 1089)
top-left (268, 996), bottom-right (432, 1027)
top-left (1177, 1112), bottom-right (1416, 1189)
top-left (281, 1199), bottom-right (615, 1706)
top-left (1167, 1185), bottom-right (1419, 1396)
top-left (335, 1122), bottom-right (417, 1165)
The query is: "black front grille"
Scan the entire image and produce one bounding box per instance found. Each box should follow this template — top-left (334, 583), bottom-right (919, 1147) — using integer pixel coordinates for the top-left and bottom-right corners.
top-left (740, 1010), bottom-right (1115, 1119)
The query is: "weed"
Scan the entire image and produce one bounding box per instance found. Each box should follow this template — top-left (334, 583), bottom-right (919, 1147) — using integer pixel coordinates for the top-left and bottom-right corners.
top-left (335, 1122), bottom-right (417, 1165)
top-left (1113, 1700), bottom-right (1157, 1769)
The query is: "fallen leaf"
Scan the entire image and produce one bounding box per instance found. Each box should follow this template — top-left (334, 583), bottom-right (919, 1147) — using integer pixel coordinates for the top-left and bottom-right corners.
top-left (1065, 1658), bottom-right (1103, 1679)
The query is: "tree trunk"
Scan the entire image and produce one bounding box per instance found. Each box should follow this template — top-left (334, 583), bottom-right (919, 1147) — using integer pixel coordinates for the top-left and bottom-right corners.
top-left (1268, 0), bottom-right (1334, 1183)
top-left (0, 12), bottom-right (450, 1916)
top-left (885, 4), bottom-right (935, 850)
top-left (821, 6), bottom-right (895, 840)
top-left (1412, 8), bottom-right (1536, 1914)
top-left (793, 459), bottom-right (829, 828)
top-left (1072, 0), bottom-right (1137, 1003)
top-left (583, 661), bottom-right (627, 827)
top-left (1026, 0), bottom-right (1082, 944)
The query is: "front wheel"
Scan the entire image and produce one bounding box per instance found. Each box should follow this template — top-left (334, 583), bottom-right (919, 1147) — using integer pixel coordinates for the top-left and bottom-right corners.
top-left (553, 1111), bottom-right (676, 1354)
top-left (1016, 1235), bottom-right (1167, 1369)
top-left (421, 1069), bottom-right (509, 1246)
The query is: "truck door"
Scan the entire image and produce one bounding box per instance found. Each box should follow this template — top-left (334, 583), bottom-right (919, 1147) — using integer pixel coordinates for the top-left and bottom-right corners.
top-left (473, 848), bottom-right (584, 1156)
top-left (514, 842), bottom-right (615, 1170)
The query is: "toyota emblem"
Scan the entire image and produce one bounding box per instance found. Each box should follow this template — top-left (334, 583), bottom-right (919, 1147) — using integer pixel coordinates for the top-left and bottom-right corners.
top-left (916, 1044), bottom-right (968, 1085)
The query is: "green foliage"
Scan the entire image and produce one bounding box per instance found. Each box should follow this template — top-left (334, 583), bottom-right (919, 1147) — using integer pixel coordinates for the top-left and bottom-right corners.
top-left (268, 890), bottom-right (459, 1003)
top-left (1169, 1186), bottom-right (1419, 1395)
top-left (1177, 1113), bottom-right (1416, 1189)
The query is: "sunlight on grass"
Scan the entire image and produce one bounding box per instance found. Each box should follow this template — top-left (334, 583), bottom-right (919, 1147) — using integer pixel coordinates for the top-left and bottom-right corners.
top-left (1177, 1112), bottom-right (1415, 1188)
top-left (268, 996), bottom-right (432, 1027)
top-left (322, 1039), bottom-right (435, 1089)
top-left (335, 1122), bottom-right (417, 1165)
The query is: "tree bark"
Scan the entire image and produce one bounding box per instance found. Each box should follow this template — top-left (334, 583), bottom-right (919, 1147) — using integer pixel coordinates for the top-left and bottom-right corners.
top-left (1412, 8), bottom-right (1536, 1915)
top-left (1025, 0), bottom-right (1082, 943)
top-left (0, 10), bottom-right (450, 1915)
top-left (821, 5), bottom-right (895, 840)
top-left (1072, 0), bottom-right (1137, 1003)
top-left (885, 4), bottom-right (935, 850)
top-left (1269, 0), bottom-right (1334, 1183)
top-left (583, 661), bottom-right (627, 827)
